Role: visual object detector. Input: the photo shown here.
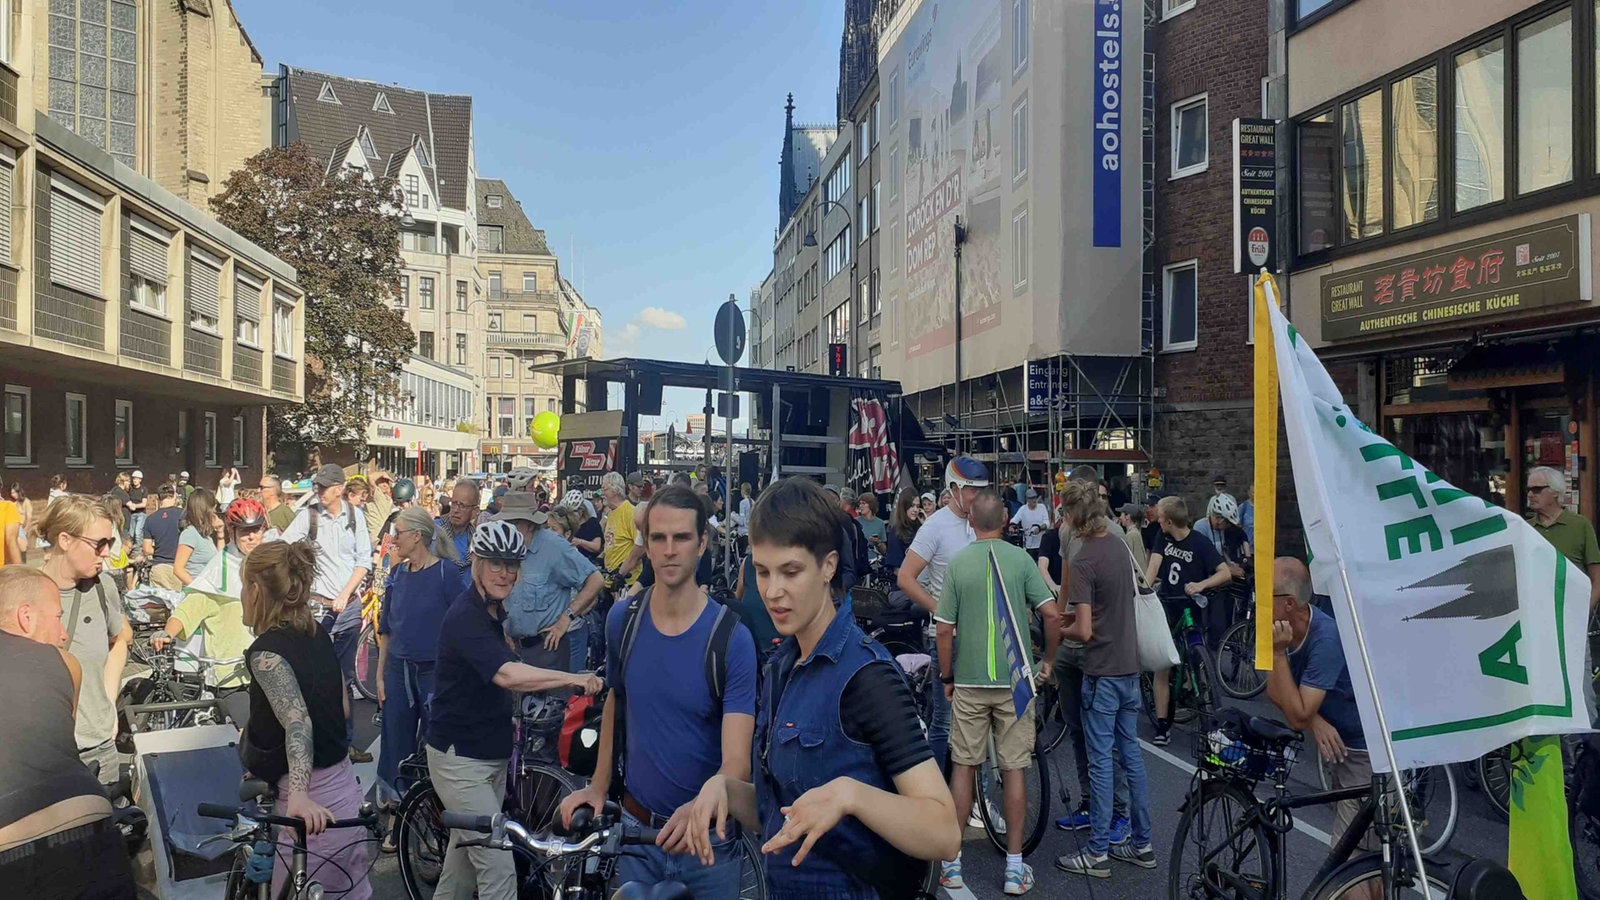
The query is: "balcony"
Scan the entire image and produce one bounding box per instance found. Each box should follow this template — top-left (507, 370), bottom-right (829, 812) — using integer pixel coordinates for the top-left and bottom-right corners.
top-left (488, 289), bottom-right (564, 308)
top-left (487, 330), bottom-right (568, 352)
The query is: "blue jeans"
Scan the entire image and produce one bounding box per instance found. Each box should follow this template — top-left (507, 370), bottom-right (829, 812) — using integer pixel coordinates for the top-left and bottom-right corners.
top-left (1057, 653), bottom-right (1128, 816)
top-left (614, 809), bottom-right (740, 896)
top-left (129, 512), bottom-right (147, 546)
top-left (567, 615), bottom-right (588, 672)
top-left (927, 637), bottom-right (952, 774)
top-left (1082, 674), bottom-right (1152, 856)
top-left (378, 658), bottom-right (434, 804)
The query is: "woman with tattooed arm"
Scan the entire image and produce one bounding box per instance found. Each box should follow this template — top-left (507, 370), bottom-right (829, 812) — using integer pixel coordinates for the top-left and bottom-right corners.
top-left (240, 540), bottom-right (372, 900)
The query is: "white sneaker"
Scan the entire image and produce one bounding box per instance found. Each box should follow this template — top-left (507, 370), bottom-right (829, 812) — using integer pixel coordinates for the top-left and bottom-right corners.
top-left (967, 807), bottom-right (985, 829)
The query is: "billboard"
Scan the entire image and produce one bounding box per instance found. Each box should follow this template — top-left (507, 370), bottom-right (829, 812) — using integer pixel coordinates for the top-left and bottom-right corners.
top-left (878, 0), bottom-right (1143, 396)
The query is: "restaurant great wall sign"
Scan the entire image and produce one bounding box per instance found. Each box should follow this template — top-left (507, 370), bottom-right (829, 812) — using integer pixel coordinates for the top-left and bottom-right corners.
top-left (1320, 214), bottom-right (1591, 340)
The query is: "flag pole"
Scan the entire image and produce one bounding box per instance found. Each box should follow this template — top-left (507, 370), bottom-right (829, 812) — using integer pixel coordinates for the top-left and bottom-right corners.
top-left (1259, 275), bottom-right (1433, 898)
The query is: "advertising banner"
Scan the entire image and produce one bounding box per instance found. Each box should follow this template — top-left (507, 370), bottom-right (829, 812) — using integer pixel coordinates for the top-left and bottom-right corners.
top-left (558, 438), bottom-right (617, 493)
top-left (1233, 118), bottom-right (1277, 274)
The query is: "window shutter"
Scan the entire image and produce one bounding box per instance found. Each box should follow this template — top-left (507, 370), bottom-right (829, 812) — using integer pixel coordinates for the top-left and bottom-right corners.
top-left (188, 250), bottom-right (221, 321)
top-left (50, 184), bottom-right (103, 295)
top-left (128, 225), bottom-right (168, 282)
top-left (0, 163), bottom-right (13, 262)
top-left (235, 274), bottom-right (262, 323)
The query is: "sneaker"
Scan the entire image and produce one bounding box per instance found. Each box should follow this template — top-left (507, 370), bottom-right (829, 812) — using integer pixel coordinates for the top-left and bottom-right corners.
top-left (1152, 723), bottom-right (1172, 747)
top-left (939, 859), bottom-right (965, 890)
top-left (1055, 804), bottom-right (1091, 831)
top-left (348, 746), bottom-right (373, 764)
top-left (1004, 863), bottom-right (1035, 895)
top-left (1110, 842), bottom-right (1157, 869)
top-left (967, 807), bottom-right (986, 829)
top-left (1109, 815), bottom-right (1131, 845)
top-left (1056, 850), bottom-right (1111, 879)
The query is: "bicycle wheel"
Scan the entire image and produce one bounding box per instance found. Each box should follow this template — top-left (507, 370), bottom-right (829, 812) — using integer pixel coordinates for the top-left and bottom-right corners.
top-left (223, 847), bottom-right (253, 900)
top-left (1478, 745), bottom-right (1513, 821)
top-left (1169, 779), bottom-right (1276, 900)
top-left (976, 741), bottom-right (1050, 856)
top-left (1216, 618), bottom-right (1267, 700)
top-left (1574, 803), bottom-right (1600, 900)
top-left (397, 780), bottom-right (449, 900)
top-left (1035, 680), bottom-right (1068, 756)
top-left (1306, 854), bottom-right (1451, 899)
top-left (1145, 664), bottom-right (1200, 727)
top-left (735, 831), bottom-right (770, 900)
top-left (512, 762), bottom-right (583, 893)
top-left (354, 622), bottom-right (381, 702)
top-left (1314, 757), bottom-right (1459, 856)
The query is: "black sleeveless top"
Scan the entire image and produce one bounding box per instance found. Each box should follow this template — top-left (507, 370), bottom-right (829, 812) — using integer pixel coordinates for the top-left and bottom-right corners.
top-left (0, 632), bottom-right (104, 827)
top-left (243, 626), bottom-right (350, 783)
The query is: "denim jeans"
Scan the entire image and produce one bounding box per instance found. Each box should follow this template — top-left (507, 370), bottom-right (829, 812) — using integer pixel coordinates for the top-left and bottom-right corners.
top-left (378, 658), bottom-right (434, 805)
top-left (567, 615), bottom-right (588, 672)
top-left (926, 635), bottom-right (952, 774)
top-left (614, 809), bottom-right (740, 897)
top-left (128, 512), bottom-right (147, 547)
top-left (1056, 652), bottom-right (1128, 817)
top-left (1081, 673), bottom-right (1152, 856)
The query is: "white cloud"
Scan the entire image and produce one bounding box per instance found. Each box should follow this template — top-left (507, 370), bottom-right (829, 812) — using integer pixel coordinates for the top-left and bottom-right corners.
top-left (638, 307), bottom-right (687, 331)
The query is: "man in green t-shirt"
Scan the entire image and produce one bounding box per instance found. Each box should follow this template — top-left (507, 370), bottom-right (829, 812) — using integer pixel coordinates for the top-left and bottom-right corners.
top-left (935, 489), bottom-right (1060, 894)
top-left (1526, 466), bottom-right (1600, 611)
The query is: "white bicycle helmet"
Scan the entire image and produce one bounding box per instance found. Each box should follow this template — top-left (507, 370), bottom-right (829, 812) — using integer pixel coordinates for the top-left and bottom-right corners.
top-left (945, 456), bottom-right (991, 489)
top-left (1207, 492), bottom-right (1240, 526)
top-left (471, 520), bottom-right (527, 561)
top-left (507, 467), bottom-right (538, 491)
top-left (561, 489), bottom-right (586, 509)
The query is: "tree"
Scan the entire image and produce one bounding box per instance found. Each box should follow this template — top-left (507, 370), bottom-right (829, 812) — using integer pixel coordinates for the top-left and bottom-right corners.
top-left (211, 142), bottom-right (413, 454)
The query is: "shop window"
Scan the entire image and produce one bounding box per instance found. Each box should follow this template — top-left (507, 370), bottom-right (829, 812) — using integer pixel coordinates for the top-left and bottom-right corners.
top-left (1517, 8), bottom-right (1573, 195)
top-left (115, 399), bottom-right (132, 465)
top-left (1390, 67), bottom-right (1439, 229)
top-left (1454, 38), bottom-right (1505, 213)
top-left (4, 384), bottom-right (29, 465)
top-left (203, 412), bottom-right (218, 467)
top-left (1340, 89), bottom-right (1384, 241)
top-left (1298, 113), bottom-right (1336, 254)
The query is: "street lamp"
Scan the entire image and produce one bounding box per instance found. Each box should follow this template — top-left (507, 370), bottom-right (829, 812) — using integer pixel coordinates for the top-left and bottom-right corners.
top-left (802, 198), bottom-right (853, 247)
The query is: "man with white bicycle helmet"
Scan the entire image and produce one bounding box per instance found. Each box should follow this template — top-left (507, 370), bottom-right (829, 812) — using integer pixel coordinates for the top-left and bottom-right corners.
top-left (426, 521), bottom-right (602, 900)
top-left (507, 467), bottom-right (538, 492)
top-left (896, 456), bottom-right (989, 776)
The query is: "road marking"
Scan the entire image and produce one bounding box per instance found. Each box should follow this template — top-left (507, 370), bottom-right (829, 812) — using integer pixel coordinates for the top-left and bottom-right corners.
top-left (1138, 738), bottom-right (1334, 846)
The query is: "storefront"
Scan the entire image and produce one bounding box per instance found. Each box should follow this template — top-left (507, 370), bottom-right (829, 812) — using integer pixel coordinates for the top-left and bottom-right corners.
top-left (478, 441), bottom-right (556, 475)
top-left (367, 422), bottom-right (477, 482)
top-left (1293, 214), bottom-right (1597, 522)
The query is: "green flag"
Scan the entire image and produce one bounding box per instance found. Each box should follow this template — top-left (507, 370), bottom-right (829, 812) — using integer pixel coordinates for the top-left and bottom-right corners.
top-left (1507, 735), bottom-right (1577, 899)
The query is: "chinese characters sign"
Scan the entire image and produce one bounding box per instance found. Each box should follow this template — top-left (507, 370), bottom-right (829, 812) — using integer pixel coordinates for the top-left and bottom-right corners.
top-left (1320, 215), bottom-right (1591, 340)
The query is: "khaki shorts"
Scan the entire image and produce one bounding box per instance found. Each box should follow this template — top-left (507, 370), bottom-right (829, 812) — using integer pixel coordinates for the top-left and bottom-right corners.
top-left (1328, 749), bottom-right (1380, 852)
top-left (149, 564), bottom-right (183, 591)
top-left (950, 686), bottom-right (1035, 770)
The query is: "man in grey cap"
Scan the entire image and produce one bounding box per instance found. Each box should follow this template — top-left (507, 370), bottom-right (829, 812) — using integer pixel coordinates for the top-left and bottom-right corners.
top-left (280, 463), bottom-right (374, 761)
top-left (624, 470), bottom-right (647, 506)
top-left (497, 493), bottom-right (603, 676)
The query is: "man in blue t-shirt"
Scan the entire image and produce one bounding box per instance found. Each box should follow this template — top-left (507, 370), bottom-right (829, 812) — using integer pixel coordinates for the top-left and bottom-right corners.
top-left (559, 486), bottom-right (756, 896)
top-left (1266, 557), bottom-right (1370, 849)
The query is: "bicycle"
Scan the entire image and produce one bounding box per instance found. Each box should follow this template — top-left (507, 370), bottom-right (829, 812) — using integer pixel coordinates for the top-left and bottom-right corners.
top-left (198, 778), bottom-right (381, 900)
top-left (1314, 755), bottom-right (1459, 856)
top-left (1142, 604), bottom-right (1220, 728)
top-left (1216, 598), bottom-right (1268, 700)
top-left (353, 574), bottom-right (384, 702)
top-left (1168, 710), bottom-right (1452, 900)
top-left (118, 642), bottom-right (247, 735)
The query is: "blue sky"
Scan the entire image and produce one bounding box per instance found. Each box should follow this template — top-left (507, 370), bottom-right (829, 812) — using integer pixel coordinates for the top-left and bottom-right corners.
top-left (235, 0), bottom-right (844, 425)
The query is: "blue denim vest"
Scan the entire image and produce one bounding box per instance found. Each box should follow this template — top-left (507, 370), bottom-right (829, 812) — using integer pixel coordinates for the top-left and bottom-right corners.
top-left (756, 600), bottom-right (920, 900)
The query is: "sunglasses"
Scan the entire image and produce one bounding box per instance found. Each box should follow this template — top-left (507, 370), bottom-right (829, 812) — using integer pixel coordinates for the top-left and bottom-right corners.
top-left (1527, 485), bottom-right (1551, 494)
top-left (70, 533), bottom-right (115, 554)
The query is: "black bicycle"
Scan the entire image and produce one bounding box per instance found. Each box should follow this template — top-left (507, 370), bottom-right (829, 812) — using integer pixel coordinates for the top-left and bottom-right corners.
top-left (1169, 711), bottom-right (1453, 899)
top-left (199, 778), bottom-right (381, 900)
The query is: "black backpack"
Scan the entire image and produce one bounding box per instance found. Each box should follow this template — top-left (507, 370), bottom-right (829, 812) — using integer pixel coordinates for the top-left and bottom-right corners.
top-left (305, 501), bottom-right (358, 543)
top-left (610, 588), bottom-right (740, 800)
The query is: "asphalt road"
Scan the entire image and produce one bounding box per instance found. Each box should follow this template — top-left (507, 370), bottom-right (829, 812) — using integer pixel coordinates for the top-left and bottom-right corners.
top-left (351, 690), bottom-right (1509, 900)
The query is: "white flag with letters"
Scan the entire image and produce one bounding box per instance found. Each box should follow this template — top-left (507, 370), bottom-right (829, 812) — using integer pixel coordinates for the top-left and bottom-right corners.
top-left (1269, 300), bottom-right (1593, 772)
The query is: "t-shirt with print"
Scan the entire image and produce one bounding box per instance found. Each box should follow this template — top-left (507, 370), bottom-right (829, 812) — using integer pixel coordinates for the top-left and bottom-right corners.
top-left (1288, 607), bottom-right (1367, 750)
top-left (144, 507), bottom-right (184, 564)
top-left (1066, 533), bottom-right (1139, 677)
top-left (62, 573), bottom-right (125, 752)
top-left (574, 517), bottom-right (604, 566)
top-left (0, 500), bottom-right (19, 564)
top-left (605, 594), bottom-right (756, 817)
top-left (1011, 504), bottom-right (1052, 550)
top-left (603, 501), bottom-right (638, 583)
top-left (179, 526), bottom-right (220, 578)
top-left (907, 506), bottom-right (975, 602)
top-left (935, 539), bottom-right (1053, 687)
top-left (1151, 529), bottom-right (1225, 602)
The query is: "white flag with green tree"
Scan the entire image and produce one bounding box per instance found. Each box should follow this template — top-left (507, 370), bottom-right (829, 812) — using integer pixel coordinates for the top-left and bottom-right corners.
top-left (1268, 300), bottom-right (1593, 772)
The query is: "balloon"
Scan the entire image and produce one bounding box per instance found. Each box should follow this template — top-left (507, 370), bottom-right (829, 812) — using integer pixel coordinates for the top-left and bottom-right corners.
top-left (532, 410), bottom-right (561, 450)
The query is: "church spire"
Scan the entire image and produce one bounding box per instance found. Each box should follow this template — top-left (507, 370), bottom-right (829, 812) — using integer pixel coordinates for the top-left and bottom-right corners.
top-left (779, 93), bottom-right (798, 229)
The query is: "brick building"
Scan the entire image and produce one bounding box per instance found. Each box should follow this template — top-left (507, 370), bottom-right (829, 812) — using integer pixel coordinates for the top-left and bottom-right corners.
top-left (2, 0), bottom-right (305, 500)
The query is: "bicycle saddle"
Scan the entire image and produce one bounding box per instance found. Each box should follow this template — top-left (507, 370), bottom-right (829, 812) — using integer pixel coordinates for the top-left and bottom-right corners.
top-left (238, 779), bottom-right (273, 803)
top-left (1450, 859), bottom-right (1525, 900)
top-left (1244, 716), bottom-right (1298, 744)
top-left (612, 882), bottom-right (692, 900)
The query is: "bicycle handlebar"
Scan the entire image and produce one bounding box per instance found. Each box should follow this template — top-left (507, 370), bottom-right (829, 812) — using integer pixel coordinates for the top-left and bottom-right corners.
top-left (445, 811), bottom-right (661, 856)
top-left (197, 802), bottom-right (376, 836)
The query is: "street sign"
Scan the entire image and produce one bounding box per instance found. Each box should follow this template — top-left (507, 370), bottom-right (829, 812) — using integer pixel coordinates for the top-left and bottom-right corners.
top-left (716, 392), bottom-right (740, 419)
top-left (1233, 118), bottom-right (1278, 274)
top-left (1026, 358), bottom-right (1061, 414)
top-left (405, 441), bottom-right (420, 459)
top-left (828, 342), bottom-right (848, 377)
top-left (714, 296), bottom-right (746, 366)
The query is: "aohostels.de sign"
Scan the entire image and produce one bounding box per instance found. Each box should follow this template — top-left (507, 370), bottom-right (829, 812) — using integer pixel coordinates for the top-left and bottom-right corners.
top-left (1320, 214), bottom-right (1591, 341)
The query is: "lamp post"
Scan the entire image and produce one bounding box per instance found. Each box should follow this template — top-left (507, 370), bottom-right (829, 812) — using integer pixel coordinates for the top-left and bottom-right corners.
top-left (803, 198), bottom-right (856, 377)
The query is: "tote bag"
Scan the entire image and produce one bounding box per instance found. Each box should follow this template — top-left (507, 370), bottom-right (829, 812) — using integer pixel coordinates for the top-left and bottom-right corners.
top-left (1125, 539), bottom-right (1180, 671)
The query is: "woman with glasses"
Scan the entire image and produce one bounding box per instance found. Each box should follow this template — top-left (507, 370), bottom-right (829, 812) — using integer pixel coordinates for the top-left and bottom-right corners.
top-left (35, 495), bottom-right (131, 785)
top-left (374, 506), bottom-right (468, 842)
top-left (174, 488), bottom-right (224, 587)
top-left (427, 522), bottom-right (601, 900)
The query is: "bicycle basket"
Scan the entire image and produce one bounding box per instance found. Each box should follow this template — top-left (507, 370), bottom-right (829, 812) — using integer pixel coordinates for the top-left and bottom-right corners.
top-left (1194, 709), bottom-right (1299, 782)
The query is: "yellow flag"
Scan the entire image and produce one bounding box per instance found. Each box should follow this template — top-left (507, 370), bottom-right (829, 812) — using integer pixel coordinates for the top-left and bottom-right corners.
top-left (1252, 272), bottom-right (1279, 669)
top-left (1508, 735), bottom-right (1578, 898)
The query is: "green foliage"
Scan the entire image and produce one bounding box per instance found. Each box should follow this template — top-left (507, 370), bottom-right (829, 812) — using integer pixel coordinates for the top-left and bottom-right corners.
top-left (211, 143), bottom-right (413, 453)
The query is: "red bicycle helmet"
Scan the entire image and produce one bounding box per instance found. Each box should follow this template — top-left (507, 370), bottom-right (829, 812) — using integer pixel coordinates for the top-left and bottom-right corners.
top-left (225, 497), bottom-right (267, 529)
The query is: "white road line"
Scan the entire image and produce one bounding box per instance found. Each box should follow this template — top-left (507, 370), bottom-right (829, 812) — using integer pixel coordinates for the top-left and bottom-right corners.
top-left (1138, 738), bottom-right (1334, 846)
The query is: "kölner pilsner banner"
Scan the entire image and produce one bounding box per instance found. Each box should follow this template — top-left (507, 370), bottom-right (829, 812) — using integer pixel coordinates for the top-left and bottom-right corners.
top-left (1267, 299), bottom-right (1593, 773)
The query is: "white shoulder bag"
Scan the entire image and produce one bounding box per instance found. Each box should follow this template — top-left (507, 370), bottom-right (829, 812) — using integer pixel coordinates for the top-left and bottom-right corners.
top-left (1127, 540), bottom-right (1180, 672)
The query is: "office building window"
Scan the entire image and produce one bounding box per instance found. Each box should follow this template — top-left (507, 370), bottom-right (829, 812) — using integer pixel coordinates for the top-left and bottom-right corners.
top-left (1171, 95), bottom-right (1208, 178)
top-left (49, 177), bottom-right (103, 295)
top-left (491, 356), bottom-right (502, 379)
top-left (273, 297), bottom-right (295, 358)
top-left (1518, 8), bottom-right (1572, 194)
top-left (419, 276), bottom-right (435, 309)
top-left (418, 331), bottom-right (434, 360)
top-left (826, 159), bottom-right (851, 205)
top-left (232, 415), bottom-right (246, 466)
top-left (1391, 67), bottom-right (1440, 229)
top-left (187, 249), bottom-right (221, 333)
top-left (4, 384), bottom-right (29, 465)
top-left (397, 275), bottom-right (409, 307)
top-left (870, 269), bottom-right (881, 320)
top-left (489, 271), bottom-right (502, 298)
top-left (1298, 113), bottom-right (1335, 254)
top-left (825, 227), bottom-right (852, 281)
top-left (1013, 97), bottom-right (1028, 179)
top-left (203, 411), bottom-right (218, 466)
top-left (1013, 209), bottom-right (1029, 289)
top-left (1013, 0), bottom-right (1029, 70)
top-left (871, 100), bottom-right (880, 146)
top-left (1455, 38), bottom-right (1505, 212)
top-left (1163, 261), bottom-right (1198, 352)
top-left (64, 392), bottom-right (88, 464)
top-left (889, 72), bottom-right (900, 124)
top-left (859, 195), bottom-right (870, 242)
top-left (49, 0), bottom-right (137, 166)
top-left (523, 272), bottom-right (537, 293)
top-left (497, 397), bottom-right (515, 438)
top-left (1341, 89), bottom-right (1384, 240)
top-left (455, 280), bottom-right (467, 311)
top-left (455, 332), bottom-right (467, 366)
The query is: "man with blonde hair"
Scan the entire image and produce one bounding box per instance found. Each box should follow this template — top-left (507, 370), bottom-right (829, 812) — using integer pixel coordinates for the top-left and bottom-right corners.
top-left (1143, 495), bottom-right (1231, 745)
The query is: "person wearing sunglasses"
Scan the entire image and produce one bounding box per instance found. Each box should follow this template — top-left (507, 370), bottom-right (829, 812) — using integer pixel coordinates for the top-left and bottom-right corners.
top-left (36, 494), bottom-right (131, 787)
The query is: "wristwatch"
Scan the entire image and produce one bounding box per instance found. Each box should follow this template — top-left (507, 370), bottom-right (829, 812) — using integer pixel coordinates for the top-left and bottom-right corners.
top-left (941, 674), bottom-right (955, 685)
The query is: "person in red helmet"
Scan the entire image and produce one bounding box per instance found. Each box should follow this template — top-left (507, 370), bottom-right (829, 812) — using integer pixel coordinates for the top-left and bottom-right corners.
top-left (152, 497), bottom-right (270, 703)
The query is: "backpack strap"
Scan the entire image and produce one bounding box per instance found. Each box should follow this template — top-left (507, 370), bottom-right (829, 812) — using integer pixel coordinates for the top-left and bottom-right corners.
top-left (307, 504), bottom-right (318, 544)
top-left (609, 587), bottom-right (650, 801)
top-left (703, 602), bottom-right (737, 712)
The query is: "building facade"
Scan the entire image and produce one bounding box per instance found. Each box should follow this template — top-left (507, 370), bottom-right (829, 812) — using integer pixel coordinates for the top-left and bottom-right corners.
top-left (365, 353), bottom-right (476, 480)
top-left (1286, 0), bottom-right (1600, 524)
top-left (2, 0), bottom-right (305, 498)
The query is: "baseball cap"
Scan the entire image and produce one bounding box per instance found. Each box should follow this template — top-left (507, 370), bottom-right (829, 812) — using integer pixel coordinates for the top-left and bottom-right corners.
top-left (1212, 474), bottom-right (1228, 485)
top-left (625, 471), bottom-right (646, 486)
top-left (494, 492), bottom-right (548, 525)
top-left (1025, 488), bottom-right (1039, 499)
top-left (131, 470), bottom-right (143, 478)
top-left (1117, 502), bottom-right (1144, 517)
top-left (311, 463), bottom-right (346, 487)
top-left (823, 484), bottom-right (841, 495)
top-left (919, 491), bottom-right (936, 503)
